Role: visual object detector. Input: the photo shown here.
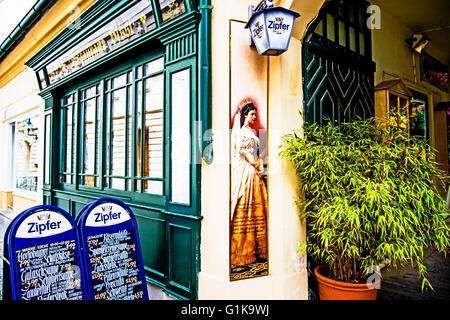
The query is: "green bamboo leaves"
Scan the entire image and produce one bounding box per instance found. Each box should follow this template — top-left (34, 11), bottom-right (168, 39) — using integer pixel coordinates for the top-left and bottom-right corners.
top-left (280, 117), bottom-right (450, 288)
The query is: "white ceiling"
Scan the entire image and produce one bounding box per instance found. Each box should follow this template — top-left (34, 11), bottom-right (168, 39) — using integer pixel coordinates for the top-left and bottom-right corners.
top-left (372, 0), bottom-right (450, 62)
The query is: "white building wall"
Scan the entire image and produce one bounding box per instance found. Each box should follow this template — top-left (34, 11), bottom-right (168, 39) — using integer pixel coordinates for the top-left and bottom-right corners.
top-left (0, 67), bottom-right (44, 214)
top-left (198, 0), bottom-right (324, 300)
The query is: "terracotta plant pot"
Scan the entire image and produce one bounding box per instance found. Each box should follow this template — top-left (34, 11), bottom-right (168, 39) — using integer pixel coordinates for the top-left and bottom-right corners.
top-left (314, 264), bottom-right (379, 300)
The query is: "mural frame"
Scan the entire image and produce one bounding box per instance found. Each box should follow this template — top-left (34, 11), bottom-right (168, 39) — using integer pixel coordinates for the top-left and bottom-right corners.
top-left (228, 19), bottom-right (270, 282)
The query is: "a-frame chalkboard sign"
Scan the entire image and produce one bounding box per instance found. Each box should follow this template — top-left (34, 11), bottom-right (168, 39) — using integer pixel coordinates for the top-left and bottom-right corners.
top-left (77, 198), bottom-right (148, 300)
top-left (4, 205), bottom-right (86, 300)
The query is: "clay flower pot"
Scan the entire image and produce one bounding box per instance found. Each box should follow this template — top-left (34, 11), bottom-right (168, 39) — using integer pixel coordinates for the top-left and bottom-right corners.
top-left (314, 264), bottom-right (379, 300)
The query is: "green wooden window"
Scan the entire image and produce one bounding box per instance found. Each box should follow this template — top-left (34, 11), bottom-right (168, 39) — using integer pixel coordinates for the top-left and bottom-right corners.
top-left (57, 54), bottom-right (189, 207)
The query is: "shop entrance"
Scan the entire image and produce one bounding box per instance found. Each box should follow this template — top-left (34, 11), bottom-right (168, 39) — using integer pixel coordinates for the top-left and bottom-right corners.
top-left (301, 0), bottom-right (376, 299)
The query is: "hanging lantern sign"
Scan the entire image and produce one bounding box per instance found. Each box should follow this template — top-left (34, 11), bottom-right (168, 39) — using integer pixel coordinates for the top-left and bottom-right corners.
top-left (245, 7), bottom-right (300, 56)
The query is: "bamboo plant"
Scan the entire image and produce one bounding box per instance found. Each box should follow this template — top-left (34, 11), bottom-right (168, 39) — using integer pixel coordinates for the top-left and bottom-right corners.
top-left (280, 116), bottom-right (450, 290)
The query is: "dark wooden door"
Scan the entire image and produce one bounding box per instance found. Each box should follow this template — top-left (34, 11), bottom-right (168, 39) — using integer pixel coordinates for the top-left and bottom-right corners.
top-left (302, 0), bottom-right (376, 127)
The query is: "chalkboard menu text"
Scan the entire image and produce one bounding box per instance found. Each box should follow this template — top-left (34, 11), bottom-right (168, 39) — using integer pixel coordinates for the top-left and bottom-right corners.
top-left (5, 205), bottom-right (86, 300)
top-left (78, 198), bottom-right (148, 300)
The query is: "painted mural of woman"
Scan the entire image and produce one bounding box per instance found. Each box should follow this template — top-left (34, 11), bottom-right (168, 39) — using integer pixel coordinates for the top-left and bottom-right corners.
top-left (230, 100), bottom-right (268, 278)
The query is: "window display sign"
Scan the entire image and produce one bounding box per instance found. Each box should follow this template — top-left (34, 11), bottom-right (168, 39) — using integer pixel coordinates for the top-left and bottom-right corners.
top-left (77, 198), bottom-right (148, 300)
top-left (421, 53), bottom-right (448, 92)
top-left (4, 206), bottom-right (86, 300)
top-left (160, 0), bottom-right (186, 22)
top-left (46, 0), bottom-right (156, 85)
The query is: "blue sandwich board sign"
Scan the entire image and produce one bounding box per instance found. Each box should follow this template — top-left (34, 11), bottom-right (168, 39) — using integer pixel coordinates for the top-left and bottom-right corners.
top-left (77, 198), bottom-right (148, 300)
top-left (5, 205), bottom-right (86, 300)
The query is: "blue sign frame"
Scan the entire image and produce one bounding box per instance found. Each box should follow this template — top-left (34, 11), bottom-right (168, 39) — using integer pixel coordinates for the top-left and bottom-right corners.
top-left (77, 198), bottom-right (148, 300)
top-left (6, 205), bottom-right (87, 300)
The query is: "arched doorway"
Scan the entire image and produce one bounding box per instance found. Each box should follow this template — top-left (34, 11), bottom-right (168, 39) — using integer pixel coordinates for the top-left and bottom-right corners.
top-left (301, 0), bottom-right (376, 299)
top-left (302, 0), bottom-right (376, 127)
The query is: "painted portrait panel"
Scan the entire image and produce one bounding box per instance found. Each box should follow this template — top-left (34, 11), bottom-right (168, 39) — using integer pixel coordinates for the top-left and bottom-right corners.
top-left (229, 20), bottom-right (268, 281)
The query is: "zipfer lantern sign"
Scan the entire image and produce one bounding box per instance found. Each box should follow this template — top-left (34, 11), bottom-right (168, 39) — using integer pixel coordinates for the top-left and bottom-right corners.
top-left (245, 6), bottom-right (300, 56)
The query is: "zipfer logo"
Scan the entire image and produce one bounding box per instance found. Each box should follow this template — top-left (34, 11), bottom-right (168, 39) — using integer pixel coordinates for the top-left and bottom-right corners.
top-left (94, 209), bottom-right (122, 224)
top-left (252, 22), bottom-right (264, 39)
top-left (27, 214), bottom-right (62, 235)
top-left (268, 16), bottom-right (290, 34)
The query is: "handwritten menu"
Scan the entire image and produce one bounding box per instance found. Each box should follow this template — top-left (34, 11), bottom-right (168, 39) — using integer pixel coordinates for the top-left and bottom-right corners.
top-left (86, 229), bottom-right (145, 300)
top-left (15, 239), bottom-right (83, 300)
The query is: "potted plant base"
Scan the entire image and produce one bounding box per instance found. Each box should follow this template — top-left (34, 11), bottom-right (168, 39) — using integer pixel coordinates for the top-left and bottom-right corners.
top-left (314, 265), bottom-right (379, 300)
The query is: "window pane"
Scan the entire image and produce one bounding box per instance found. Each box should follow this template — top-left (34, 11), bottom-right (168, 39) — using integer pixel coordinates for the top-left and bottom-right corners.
top-left (171, 69), bottom-right (190, 204)
top-left (348, 4), bottom-right (355, 24)
top-left (338, 5), bottom-right (344, 18)
top-left (83, 98), bottom-right (97, 177)
top-left (136, 66), bottom-right (143, 79)
top-left (349, 26), bottom-right (356, 52)
top-left (84, 86), bottom-right (96, 99)
top-left (127, 86), bottom-right (132, 184)
top-left (65, 103), bottom-right (74, 179)
top-left (111, 73), bottom-right (127, 89)
top-left (338, 19), bottom-right (346, 47)
top-left (44, 115), bottom-right (50, 185)
top-left (143, 74), bottom-right (164, 194)
top-left (106, 72), bottom-right (132, 191)
top-left (359, 32), bottom-right (365, 56)
top-left (136, 80), bottom-right (143, 180)
top-left (145, 180), bottom-right (163, 195)
top-left (159, 0), bottom-right (186, 22)
top-left (400, 98), bottom-right (408, 118)
top-left (105, 92), bottom-right (111, 186)
top-left (60, 93), bottom-right (75, 184)
top-left (313, 19), bottom-right (323, 37)
top-left (410, 99), bottom-right (426, 138)
top-left (326, 13), bottom-right (335, 42)
top-left (389, 94), bottom-right (398, 114)
top-left (15, 117), bottom-right (39, 192)
top-left (144, 57), bottom-right (164, 76)
top-left (80, 85), bottom-right (100, 187)
top-left (111, 178), bottom-right (125, 190)
top-left (111, 88), bottom-right (127, 178)
top-left (358, 6), bottom-right (365, 29)
top-left (400, 97), bottom-right (408, 129)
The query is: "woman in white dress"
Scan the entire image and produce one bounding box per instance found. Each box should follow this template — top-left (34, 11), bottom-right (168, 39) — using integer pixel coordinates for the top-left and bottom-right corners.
top-left (230, 102), bottom-right (268, 268)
